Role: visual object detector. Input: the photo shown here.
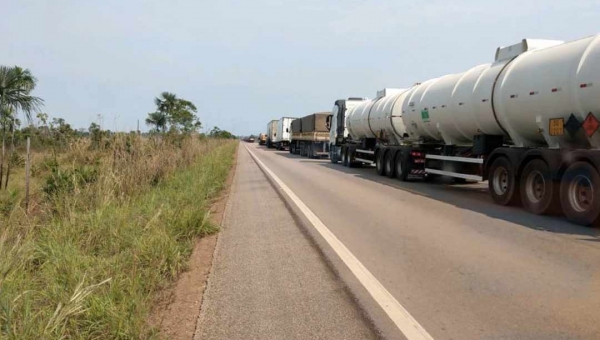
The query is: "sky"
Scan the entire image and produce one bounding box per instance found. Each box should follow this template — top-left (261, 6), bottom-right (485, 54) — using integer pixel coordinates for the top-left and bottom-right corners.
top-left (2, 0), bottom-right (599, 135)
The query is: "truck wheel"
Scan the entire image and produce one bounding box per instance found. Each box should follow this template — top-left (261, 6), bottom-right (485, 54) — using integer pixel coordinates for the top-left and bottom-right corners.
top-left (488, 157), bottom-right (520, 206)
top-left (375, 151), bottom-right (384, 176)
top-left (384, 151), bottom-right (395, 178)
top-left (396, 152), bottom-right (408, 182)
top-left (330, 146), bottom-right (338, 164)
top-left (342, 148), bottom-right (349, 166)
top-left (560, 162), bottom-right (600, 226)
top-left (347, 149), bottom-right (356, 168)
top-left (520, 159), bottom-right (560, 215)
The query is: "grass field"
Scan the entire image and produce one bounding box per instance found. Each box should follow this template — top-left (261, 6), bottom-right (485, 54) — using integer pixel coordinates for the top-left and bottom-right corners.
top-left (0, 135), bottom-right (237, 339)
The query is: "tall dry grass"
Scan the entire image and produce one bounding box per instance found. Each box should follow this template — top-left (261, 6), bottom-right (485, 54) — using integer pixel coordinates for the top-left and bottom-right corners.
top-left (0, 134), bottom-right (237, 339)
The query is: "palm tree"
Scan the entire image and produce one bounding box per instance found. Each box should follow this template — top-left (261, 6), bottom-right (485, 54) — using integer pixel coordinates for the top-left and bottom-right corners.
top-left (0, 66), bottom-right (43, 189)
top-left (145, 111), bottom-right (167, 132)
top-left (154, 92), bottom-right (178, 116)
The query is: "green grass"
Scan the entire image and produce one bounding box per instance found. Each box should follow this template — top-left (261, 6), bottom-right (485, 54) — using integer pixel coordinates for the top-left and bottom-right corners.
top-left (0, 139), bottom-right (237, 339)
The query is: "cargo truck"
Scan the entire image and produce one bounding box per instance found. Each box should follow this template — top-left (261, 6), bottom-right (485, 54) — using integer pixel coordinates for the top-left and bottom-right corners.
top-left (266, 120), bottom-right (277, 148)
top-left (290, 112), bottom-right (331, 158)
top-left (258, 133), bottom-right (267, 145)
top-left (272, 117), bottom-right (295, 150)
top-left (330, 34), bottom-right (600, 226)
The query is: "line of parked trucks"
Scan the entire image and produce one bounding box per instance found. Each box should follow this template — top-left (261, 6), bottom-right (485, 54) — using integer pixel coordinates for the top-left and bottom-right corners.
top-left (261, 33), bottom-right (600, 227)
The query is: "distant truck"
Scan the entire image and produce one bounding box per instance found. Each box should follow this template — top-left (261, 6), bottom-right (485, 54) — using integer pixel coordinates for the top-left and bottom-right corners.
top-left (266, 120), bottom-right (278, 148)
top-left (258, 133), bottom-right (267, 145)
top-left (272, 117), bottom-right (296, 150)
top-left (290, 112), bottom-right (331, 158)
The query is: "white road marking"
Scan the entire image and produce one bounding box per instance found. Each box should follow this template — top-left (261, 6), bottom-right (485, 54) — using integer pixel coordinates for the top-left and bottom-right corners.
top-left (245, 145), bottom-right (435, 340)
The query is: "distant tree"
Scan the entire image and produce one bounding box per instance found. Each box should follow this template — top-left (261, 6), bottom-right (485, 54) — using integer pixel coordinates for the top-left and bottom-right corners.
top-left (145, 111), bottom-right (167, 132)
top-left (147, 92), bottom-right (201, 133)
top-left (169, 98), bottom-right (201, 133)
top-left (51, 117), bottom-right (75, 144)
top-left (208, 126), bottom-right (235, 139)
top-left (89, 122), bottom-right (103, 147)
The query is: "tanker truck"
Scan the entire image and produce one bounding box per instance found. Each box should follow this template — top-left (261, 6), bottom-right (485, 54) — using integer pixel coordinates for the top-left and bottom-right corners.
top-left (330, 34), bottom-right (600, 226)
top-left (290, 112), bottom-right (331, 158)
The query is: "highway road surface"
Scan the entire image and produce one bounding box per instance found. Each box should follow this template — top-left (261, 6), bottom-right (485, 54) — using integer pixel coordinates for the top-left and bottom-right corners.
top-left (201, 143), bottom-right (600, 340)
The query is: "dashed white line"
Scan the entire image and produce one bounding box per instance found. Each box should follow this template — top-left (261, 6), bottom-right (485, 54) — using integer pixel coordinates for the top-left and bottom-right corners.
top-left (245, 145), bottom-right (434, 340)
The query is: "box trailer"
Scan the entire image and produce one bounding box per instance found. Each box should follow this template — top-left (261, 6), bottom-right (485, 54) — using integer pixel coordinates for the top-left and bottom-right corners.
top-left (290, 112), bottom-right (331, 158)
top-left (266, 120), bottom-right (278, 148)
top-left (272, 117), bottom-right (296, 150)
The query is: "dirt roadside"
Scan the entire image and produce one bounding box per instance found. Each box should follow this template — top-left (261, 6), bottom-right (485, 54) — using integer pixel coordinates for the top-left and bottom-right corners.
top-left (148, 143), bottom-right (239, 339)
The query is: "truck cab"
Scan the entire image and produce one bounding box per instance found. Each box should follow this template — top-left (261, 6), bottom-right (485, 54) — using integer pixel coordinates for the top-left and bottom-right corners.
top-left (329, 98), bottom-right (366, 163)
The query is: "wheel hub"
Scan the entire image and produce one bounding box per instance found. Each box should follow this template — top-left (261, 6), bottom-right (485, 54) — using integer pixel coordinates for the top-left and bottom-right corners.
top-left (569, 175), bottom-right (594, 212)
top-left (492, 167), bottom-right (509, 195)
top-left (525, 170), bottom-right (545, 203)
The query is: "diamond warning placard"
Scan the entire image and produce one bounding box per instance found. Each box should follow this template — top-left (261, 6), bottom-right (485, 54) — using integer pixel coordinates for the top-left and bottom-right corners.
top-left (549, 118), bottom-right (564, 136)
top-left (583, 112), bottom-right (600, 137)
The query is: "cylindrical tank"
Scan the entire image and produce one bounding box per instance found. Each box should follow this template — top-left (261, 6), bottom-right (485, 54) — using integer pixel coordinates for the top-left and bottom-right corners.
top-left (347, 88), bottom-right (408, 143)
top-left (352, 34), bottom-right (600, 149)
top-left (346, 99), bottom-right (375, 139)
top-left (494, 34), bottom-right (600, 148)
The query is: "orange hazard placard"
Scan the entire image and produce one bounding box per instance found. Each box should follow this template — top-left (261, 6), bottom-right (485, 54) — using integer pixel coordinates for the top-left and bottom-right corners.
top-left (548, 118), bottom-right (564, 136)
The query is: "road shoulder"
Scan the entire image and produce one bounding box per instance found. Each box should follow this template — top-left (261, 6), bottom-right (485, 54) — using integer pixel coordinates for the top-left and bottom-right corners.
top-left (194, 144), bottom-right (377, 340)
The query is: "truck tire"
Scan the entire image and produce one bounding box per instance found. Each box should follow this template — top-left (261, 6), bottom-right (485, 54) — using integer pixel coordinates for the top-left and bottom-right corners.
top-left (330, 146), bottom-right (339, 164)
top-left (560, 162), bottom-right (600, 226)
top-left (488, 157), bottom-right (520, 206)
top-left (347, 149), bottom-right (357, 168)
top-left (396, 152), bottom-right (409, 182)
top-left (342, 147), bottom-right (349, 166)
top-left (520, 159), bottom-right (560, 215)
top-left (384, 151), bottom-right (395, 178)
top-left (375, 151), bottom-right (384, 176)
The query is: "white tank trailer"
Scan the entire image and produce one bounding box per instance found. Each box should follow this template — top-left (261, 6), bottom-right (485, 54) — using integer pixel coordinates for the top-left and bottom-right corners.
top-left (329, 34), bottom-right (600, 226)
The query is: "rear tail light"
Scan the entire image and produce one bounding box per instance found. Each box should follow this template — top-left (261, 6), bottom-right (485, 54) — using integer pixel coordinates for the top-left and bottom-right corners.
top-left (410, 151), bottom-right (424, 157)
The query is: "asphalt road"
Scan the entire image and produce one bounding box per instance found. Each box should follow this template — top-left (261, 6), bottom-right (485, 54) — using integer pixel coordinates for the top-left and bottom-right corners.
top-left (243, 142), bottom-right (600, 340)
top-left (195, 145), bottom-right (377, 340)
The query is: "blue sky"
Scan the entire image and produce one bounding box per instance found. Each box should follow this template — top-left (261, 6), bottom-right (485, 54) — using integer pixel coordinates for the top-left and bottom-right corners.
top-left (2, 0), bottom-right (599, 134)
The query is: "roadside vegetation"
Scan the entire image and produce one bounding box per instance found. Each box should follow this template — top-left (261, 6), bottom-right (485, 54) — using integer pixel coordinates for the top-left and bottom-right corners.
top-left (0, 65), bottom-right (238, 339)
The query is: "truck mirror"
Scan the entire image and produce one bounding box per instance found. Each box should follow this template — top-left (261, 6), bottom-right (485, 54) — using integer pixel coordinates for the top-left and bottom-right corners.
top-left (326, 115), bottom-right (332, 131)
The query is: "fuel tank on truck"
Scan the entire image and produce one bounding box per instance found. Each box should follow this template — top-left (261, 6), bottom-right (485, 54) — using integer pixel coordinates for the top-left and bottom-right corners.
top-left (402, 39), bottom-right (565, 146)
top-left (346, 88), bottom-right (409, 143)
top-left (493, 34), bottom-right (600, 148)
